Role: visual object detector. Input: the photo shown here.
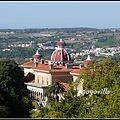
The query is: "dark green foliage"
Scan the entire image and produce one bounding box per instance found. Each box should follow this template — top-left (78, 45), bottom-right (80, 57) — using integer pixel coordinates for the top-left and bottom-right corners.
top-left (0, 105), bottom-right (11, 117)
top-left (96, 39), bottom-right (120, 47)
top-left (47, 80), bottom-right (66, 104)
top-left (0, 48), bottom-right (53, 61)
top-left (0, 47), bottom-right (35, 58)
top-left (0, 58), bottom-right (32, 118)
top-left (111, 53), bottom-right (120, 63)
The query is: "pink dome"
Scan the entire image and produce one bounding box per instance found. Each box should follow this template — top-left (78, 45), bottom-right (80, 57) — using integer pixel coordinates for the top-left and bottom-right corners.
top-left (83, 55), bottom-right (93, 64)
top-left (51, 49), bottom-right (70, 62)
top-left (83, 60), bottom-right (93, 64)
top-left (57, 39), bottom-right (66, 47)
top-left (32, 50), bottom-right (42, 59)
top-left (51, 39), bottom-right (71, 62)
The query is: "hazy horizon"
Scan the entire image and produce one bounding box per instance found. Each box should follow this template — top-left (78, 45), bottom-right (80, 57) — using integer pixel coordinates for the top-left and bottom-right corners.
top-left (0, 1), bottom-right (120, 29)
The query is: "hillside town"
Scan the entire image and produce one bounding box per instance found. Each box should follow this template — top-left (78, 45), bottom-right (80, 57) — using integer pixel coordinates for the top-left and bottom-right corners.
top-left (2, 39), bottom-right (120, 58)
top-left (1, 28), bottom-right (120, 62)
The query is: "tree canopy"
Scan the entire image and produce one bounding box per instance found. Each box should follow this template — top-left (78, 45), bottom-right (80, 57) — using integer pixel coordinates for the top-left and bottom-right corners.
top-left (0, 58), bottom-right (32, 118)
top-left (47, 80), bottom-right (66, 104)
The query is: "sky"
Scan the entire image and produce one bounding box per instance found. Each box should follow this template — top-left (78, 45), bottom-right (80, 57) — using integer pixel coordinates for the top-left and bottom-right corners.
top-left (0, 1), bottom-right (120, 29)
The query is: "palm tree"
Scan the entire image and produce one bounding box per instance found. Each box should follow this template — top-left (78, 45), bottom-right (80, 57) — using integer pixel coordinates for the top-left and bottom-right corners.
top-left (47, 80), bottom-right (66, 103)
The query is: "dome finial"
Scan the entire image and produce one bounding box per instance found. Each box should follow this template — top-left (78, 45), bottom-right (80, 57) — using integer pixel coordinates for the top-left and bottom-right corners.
top-left (32, 49), bottom-right (42, 59)
top-left (35, 50), bottom-right (39, 55)
top-left (87, 54), bottom-right (91, 60)
top-left (60, 39), bottom-right (62, 42)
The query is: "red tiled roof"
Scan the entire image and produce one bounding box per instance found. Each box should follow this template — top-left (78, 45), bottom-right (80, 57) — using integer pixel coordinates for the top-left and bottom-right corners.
top-left (21, 60), bottom-right (34, 67)
top-left (21, 60), bottom-right (48, 68)
top-left (24, 77), bottom-right (35, 83)
top-left (33, 64), bottom-right (50, 71)
top-left (31, 80), bottom-right (35, 83)
top-left (70, 67), bottom-right (84, 75)
top-left (70, 67), bottom-right (95, 75)
top-left (60, 82), bottom-right (70, 91)
top-left (21, 60), bottom-right (80, 73)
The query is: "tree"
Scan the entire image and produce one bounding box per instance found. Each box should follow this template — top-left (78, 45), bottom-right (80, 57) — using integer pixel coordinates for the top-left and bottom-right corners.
top-left (38, 84), bottom-right (86, 118)
top-left (0, 58), bottom-right (32, 118)
top-left (47, 80), bottom-right (66, 104)
top-left (76, 58), bottom-right (120, 118)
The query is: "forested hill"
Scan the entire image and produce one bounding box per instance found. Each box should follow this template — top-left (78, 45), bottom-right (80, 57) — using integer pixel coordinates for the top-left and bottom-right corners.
top-left (0, 27), bottom-right (99, 33)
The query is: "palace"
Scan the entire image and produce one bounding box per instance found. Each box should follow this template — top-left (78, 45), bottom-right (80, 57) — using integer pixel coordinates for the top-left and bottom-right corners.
top-left (21, 39), bottom-right (92, 106)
